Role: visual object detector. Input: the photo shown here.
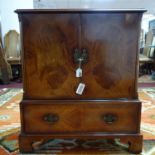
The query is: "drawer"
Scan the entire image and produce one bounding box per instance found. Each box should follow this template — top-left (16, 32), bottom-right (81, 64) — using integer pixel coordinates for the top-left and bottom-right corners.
top-left (22, 101), bottom-right (141, 134)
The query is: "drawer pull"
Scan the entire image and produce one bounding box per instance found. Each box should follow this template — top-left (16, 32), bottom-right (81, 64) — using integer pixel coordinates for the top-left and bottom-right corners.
top-left (43, 114), bottom-right (59, 123)
top-left (102, 114), bottom-right (117, 124)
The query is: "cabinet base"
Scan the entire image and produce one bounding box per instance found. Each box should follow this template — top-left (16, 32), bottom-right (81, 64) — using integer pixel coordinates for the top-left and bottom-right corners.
top-left (19, 133), bottom-right (143, 154)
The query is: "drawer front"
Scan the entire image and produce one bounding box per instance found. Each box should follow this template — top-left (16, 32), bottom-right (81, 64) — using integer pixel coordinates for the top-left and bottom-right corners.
top-left (22, 101), bottom-right (141, 133)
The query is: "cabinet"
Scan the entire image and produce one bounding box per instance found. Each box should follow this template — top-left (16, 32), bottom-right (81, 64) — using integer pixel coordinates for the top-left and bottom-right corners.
top-left (16, 9), bottom-right (145, 154)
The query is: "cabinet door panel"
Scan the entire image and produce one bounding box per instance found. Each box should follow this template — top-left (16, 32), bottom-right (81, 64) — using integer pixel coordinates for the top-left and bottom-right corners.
top-left (80, 13), bottom-right (141, 99)
top-left (22, 13), bottom-right (80, 99)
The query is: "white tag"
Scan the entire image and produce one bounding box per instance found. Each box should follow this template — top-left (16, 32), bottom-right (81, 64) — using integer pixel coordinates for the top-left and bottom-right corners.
top-left (76, 68), bottom-right (82, 77)
top-left (76, 83), bottom-right (85, 95)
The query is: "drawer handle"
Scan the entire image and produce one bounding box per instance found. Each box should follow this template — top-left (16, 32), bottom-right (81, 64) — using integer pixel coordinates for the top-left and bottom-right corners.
top-left (43, 113), bottom-right (59, 123)
top-left (102, 114), bottom-right (117, 124)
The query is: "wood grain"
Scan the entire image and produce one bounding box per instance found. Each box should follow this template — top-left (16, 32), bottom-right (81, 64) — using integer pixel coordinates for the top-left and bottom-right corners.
top-left (21, 100), bottom-right (141, 134)
top-left (16, 9), bottom-right (144, 154)
top-left (21, 13), bottom-right (141, 99)
top-left (19, 133), bottom-right (143, 154)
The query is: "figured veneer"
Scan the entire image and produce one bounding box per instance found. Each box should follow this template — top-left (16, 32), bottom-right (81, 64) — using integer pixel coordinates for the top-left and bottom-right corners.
top-left (20, 12), bottom-right (141, 99)
top-left (16, 9), bottom-right (145, 154)
top-left (21, 100), bottom-right (141, 134)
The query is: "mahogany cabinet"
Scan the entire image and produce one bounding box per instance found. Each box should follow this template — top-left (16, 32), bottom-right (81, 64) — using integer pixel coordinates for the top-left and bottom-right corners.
top-left (16, 9), bottom-right (146, 154)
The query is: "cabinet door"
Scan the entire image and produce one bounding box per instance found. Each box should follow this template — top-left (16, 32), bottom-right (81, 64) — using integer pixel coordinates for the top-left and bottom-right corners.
top-left (80, 13), bottom-right (142, 99)
top-left (22, 13), bottom-right (80, 99)
top-left (22, 12), bottom-right (141, 99)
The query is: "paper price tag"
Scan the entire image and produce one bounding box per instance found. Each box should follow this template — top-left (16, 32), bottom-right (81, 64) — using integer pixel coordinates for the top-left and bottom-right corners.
top-left (76, 68), bottom-right (82, 77)
top-left (76, 83), bottom-right (85, 95)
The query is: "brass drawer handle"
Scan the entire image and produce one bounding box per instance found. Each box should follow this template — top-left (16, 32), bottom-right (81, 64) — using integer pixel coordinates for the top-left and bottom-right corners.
top-left (102, 114), bottom-right (117, 124)
top-left (43, 113), bottom-right (59, 123)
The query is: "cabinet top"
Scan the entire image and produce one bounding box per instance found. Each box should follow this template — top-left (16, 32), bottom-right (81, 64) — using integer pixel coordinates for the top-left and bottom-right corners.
top-left (15, 9), bottom-right (146, 14)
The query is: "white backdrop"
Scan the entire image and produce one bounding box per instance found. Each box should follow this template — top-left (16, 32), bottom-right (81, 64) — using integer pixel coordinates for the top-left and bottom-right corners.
top-left (0, 0), bottom-right (33, 43)
top-left (33, 0), bottom-right (155, 14)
